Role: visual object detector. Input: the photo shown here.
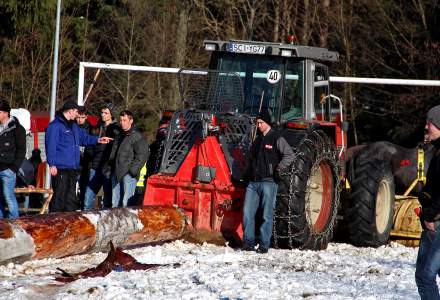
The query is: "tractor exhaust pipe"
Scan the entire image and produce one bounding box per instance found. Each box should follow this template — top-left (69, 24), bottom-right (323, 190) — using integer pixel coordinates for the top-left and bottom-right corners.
top-left (0, 206), bottom-right (186, 264)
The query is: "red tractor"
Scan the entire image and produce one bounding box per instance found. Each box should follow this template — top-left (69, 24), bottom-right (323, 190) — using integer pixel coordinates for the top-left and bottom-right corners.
top-left (144, 39), bottom-right (345, 250)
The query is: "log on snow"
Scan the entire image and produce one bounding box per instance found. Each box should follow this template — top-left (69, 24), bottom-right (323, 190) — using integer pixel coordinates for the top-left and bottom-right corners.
top-left (0, 206), bottom-right (186, 264)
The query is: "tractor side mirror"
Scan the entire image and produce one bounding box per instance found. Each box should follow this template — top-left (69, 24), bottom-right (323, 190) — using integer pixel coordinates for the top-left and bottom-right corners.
top-left (342, 121), bottom-right (349, 132)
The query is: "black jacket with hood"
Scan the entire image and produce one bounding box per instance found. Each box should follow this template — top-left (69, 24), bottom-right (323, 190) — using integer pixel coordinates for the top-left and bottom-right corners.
top-left (0, 116), bottom-right (26, 173)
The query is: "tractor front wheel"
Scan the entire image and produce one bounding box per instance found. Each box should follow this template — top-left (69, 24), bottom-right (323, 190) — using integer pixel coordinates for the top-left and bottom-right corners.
top-left (272, 130), bottom-right (339, 250)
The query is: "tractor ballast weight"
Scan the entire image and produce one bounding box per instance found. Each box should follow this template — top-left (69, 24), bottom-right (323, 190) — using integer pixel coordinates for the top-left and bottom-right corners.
top-left (145, 40), bottom-right (343, 250)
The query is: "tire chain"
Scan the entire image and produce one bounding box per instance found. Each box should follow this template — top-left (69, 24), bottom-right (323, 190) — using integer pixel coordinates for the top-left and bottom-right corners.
top-left (272, 130), bottom-right (340, 249)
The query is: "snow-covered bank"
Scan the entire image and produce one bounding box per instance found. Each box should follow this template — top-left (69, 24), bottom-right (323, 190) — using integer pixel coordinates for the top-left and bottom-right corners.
top-left (0, 241), bottom-right (419, 299)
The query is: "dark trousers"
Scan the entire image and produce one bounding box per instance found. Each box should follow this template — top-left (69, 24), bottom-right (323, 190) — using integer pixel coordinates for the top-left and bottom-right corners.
top-left (50, 169), bottom-right (79, 212)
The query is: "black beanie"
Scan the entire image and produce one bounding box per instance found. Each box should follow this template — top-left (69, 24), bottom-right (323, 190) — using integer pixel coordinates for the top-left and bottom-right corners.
top-left (256, 110), bottom-right (272, 126)
top-left (101, 101), bottom-right (115, 116)
top-left (0, 99), bottom-right (11, 113)
top-left (427, 105), bottom-right (440, 129)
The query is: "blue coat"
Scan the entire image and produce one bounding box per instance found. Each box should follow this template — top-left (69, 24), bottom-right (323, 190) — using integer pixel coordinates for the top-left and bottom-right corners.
top-left (45, 113), bottom-right (98, 170)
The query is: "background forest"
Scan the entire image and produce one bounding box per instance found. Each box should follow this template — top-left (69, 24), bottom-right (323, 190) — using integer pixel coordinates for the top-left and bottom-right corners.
top-left (0, 0), bottom-right (439, 145)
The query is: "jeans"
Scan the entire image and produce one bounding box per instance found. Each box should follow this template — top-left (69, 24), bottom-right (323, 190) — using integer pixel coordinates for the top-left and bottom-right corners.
top-left (0, 169), bottom-right (18, 219)
top-left (416, 221), bottom-right (440, 300)
top-left (242, 181), bottom-right (278, 250)
top-left (112, 174), bottom-right (137, 208)
top-left (84, 168), bottom-right (112, 210)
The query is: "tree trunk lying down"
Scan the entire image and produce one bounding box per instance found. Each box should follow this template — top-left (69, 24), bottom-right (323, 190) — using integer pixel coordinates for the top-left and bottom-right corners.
top-left (0, 206), bottom-right (186, 264)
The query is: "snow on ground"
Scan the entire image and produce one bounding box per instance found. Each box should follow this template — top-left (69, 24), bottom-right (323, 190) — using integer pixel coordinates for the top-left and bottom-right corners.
top-left (0, 240), bottom-right (420, 300)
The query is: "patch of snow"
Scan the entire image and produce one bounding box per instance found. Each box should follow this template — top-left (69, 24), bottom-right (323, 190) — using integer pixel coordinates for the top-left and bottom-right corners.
top-left (0, 241), bottom-right (421, 299)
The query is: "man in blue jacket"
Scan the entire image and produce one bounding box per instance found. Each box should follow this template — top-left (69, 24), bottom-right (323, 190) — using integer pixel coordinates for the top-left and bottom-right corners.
top-left (45, 101), bottom-right (112, 212)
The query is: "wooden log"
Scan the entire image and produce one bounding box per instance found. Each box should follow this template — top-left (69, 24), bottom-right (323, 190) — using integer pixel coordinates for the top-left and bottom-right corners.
top-left (0, 206), bottom-right (186, 264)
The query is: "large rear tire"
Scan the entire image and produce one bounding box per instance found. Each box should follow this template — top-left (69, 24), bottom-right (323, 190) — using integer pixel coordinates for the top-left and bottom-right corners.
top-left (272, 130), bottom-right (340, 250)
top-left (346, 159), bottom-right (395, 247)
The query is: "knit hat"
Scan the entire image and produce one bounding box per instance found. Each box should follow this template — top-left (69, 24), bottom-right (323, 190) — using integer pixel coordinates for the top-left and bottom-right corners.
top-left (256, 110), bottom-right (272, 126)
top-left (61, 101), bottom-right (80, 112)
top-left (427, 105), bottom-right (440, 129)
top-left (0, 99), bottom-right (11, 113)
top-left (101, 101), bottom-right (115, 116)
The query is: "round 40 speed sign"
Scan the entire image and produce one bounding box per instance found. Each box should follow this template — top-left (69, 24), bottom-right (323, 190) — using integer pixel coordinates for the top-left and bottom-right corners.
top-left (266, 70), bottom-right (281, 84)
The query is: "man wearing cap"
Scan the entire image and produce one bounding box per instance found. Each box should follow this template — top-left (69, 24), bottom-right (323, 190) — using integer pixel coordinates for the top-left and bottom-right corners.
top-left (45, 101), bottom-right (112, 212)
top-left (0, 99), bottom-right (26, 219)
top-left (83, 101), bottom-right (120, 210)
top-left (416, 105), bottom-right (440, 299)
top-left (242, 110), bottom-right (294, 254)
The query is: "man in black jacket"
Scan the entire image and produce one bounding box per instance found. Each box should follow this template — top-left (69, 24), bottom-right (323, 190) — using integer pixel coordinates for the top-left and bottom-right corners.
top-left (107, 110), bottom-right (148, 208)
top-left (242, 111), bottom-right (294, 254)
top-left (83, 102), bottom-right (119, 210)
top-left (0, 99), bottom-right (26, 219)
top-left (416, 105), bottom-right (440, 300)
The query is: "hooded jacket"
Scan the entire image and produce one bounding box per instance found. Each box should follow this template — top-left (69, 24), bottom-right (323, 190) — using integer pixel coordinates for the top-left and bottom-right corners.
top-left (0, 116), bottom-right (26, 173)
top-left (45, 112), bottom-right (98, 170)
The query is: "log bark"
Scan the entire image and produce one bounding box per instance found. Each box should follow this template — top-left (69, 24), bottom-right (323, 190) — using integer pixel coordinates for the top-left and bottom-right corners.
top-left (0, 206), bottom-right (186, 264)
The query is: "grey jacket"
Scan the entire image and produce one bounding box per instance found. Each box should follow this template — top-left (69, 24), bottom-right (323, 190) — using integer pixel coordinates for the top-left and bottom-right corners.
top-left (107, 127), bottom-right (149, 182)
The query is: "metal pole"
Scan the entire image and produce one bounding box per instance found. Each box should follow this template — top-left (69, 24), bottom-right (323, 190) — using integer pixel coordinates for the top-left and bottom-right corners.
top-left (77, 62), bottom-right (85, 105)
top-left (45, 0), bottom-right (62, 190)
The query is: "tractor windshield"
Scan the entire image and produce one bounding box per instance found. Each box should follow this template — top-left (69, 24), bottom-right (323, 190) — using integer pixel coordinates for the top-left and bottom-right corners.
top-left (211, 53), bottom-right (305, 122)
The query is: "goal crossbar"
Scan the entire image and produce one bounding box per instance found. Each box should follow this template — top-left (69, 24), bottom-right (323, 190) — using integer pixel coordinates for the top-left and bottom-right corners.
top-left (77, 61), bottom-right (440, 105)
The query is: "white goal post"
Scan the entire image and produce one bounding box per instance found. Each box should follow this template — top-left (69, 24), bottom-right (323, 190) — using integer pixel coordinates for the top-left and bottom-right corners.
top-left (77, 62), bottom-right (180, 105)
top-left (77, 61), bottom-right (440, 105)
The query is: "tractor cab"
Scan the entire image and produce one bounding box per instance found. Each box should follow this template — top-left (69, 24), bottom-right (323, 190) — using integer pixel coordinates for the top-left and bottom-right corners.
top-left (203, 40), bottom-right (339, 125)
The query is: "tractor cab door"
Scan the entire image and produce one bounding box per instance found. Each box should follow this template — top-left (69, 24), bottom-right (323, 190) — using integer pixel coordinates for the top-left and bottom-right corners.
top-left (313, 63), bottom-right (331, 122)
top-left (280, 60), bottom-right (305, 122)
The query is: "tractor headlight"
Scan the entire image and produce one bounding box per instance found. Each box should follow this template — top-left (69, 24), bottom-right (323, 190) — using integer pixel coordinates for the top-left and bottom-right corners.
top-left (280, 49), bottom-right (292, 57)
top-left (205, 43), bottom-right (217, 51)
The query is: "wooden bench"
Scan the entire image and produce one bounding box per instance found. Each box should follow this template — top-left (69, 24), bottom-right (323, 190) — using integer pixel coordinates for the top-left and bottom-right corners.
top-left (14, 187), bottom-right (53, 214)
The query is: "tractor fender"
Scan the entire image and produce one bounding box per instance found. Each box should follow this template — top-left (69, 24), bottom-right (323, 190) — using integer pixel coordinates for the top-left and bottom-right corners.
top-left (347, 141), bottom-right (435, 194)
